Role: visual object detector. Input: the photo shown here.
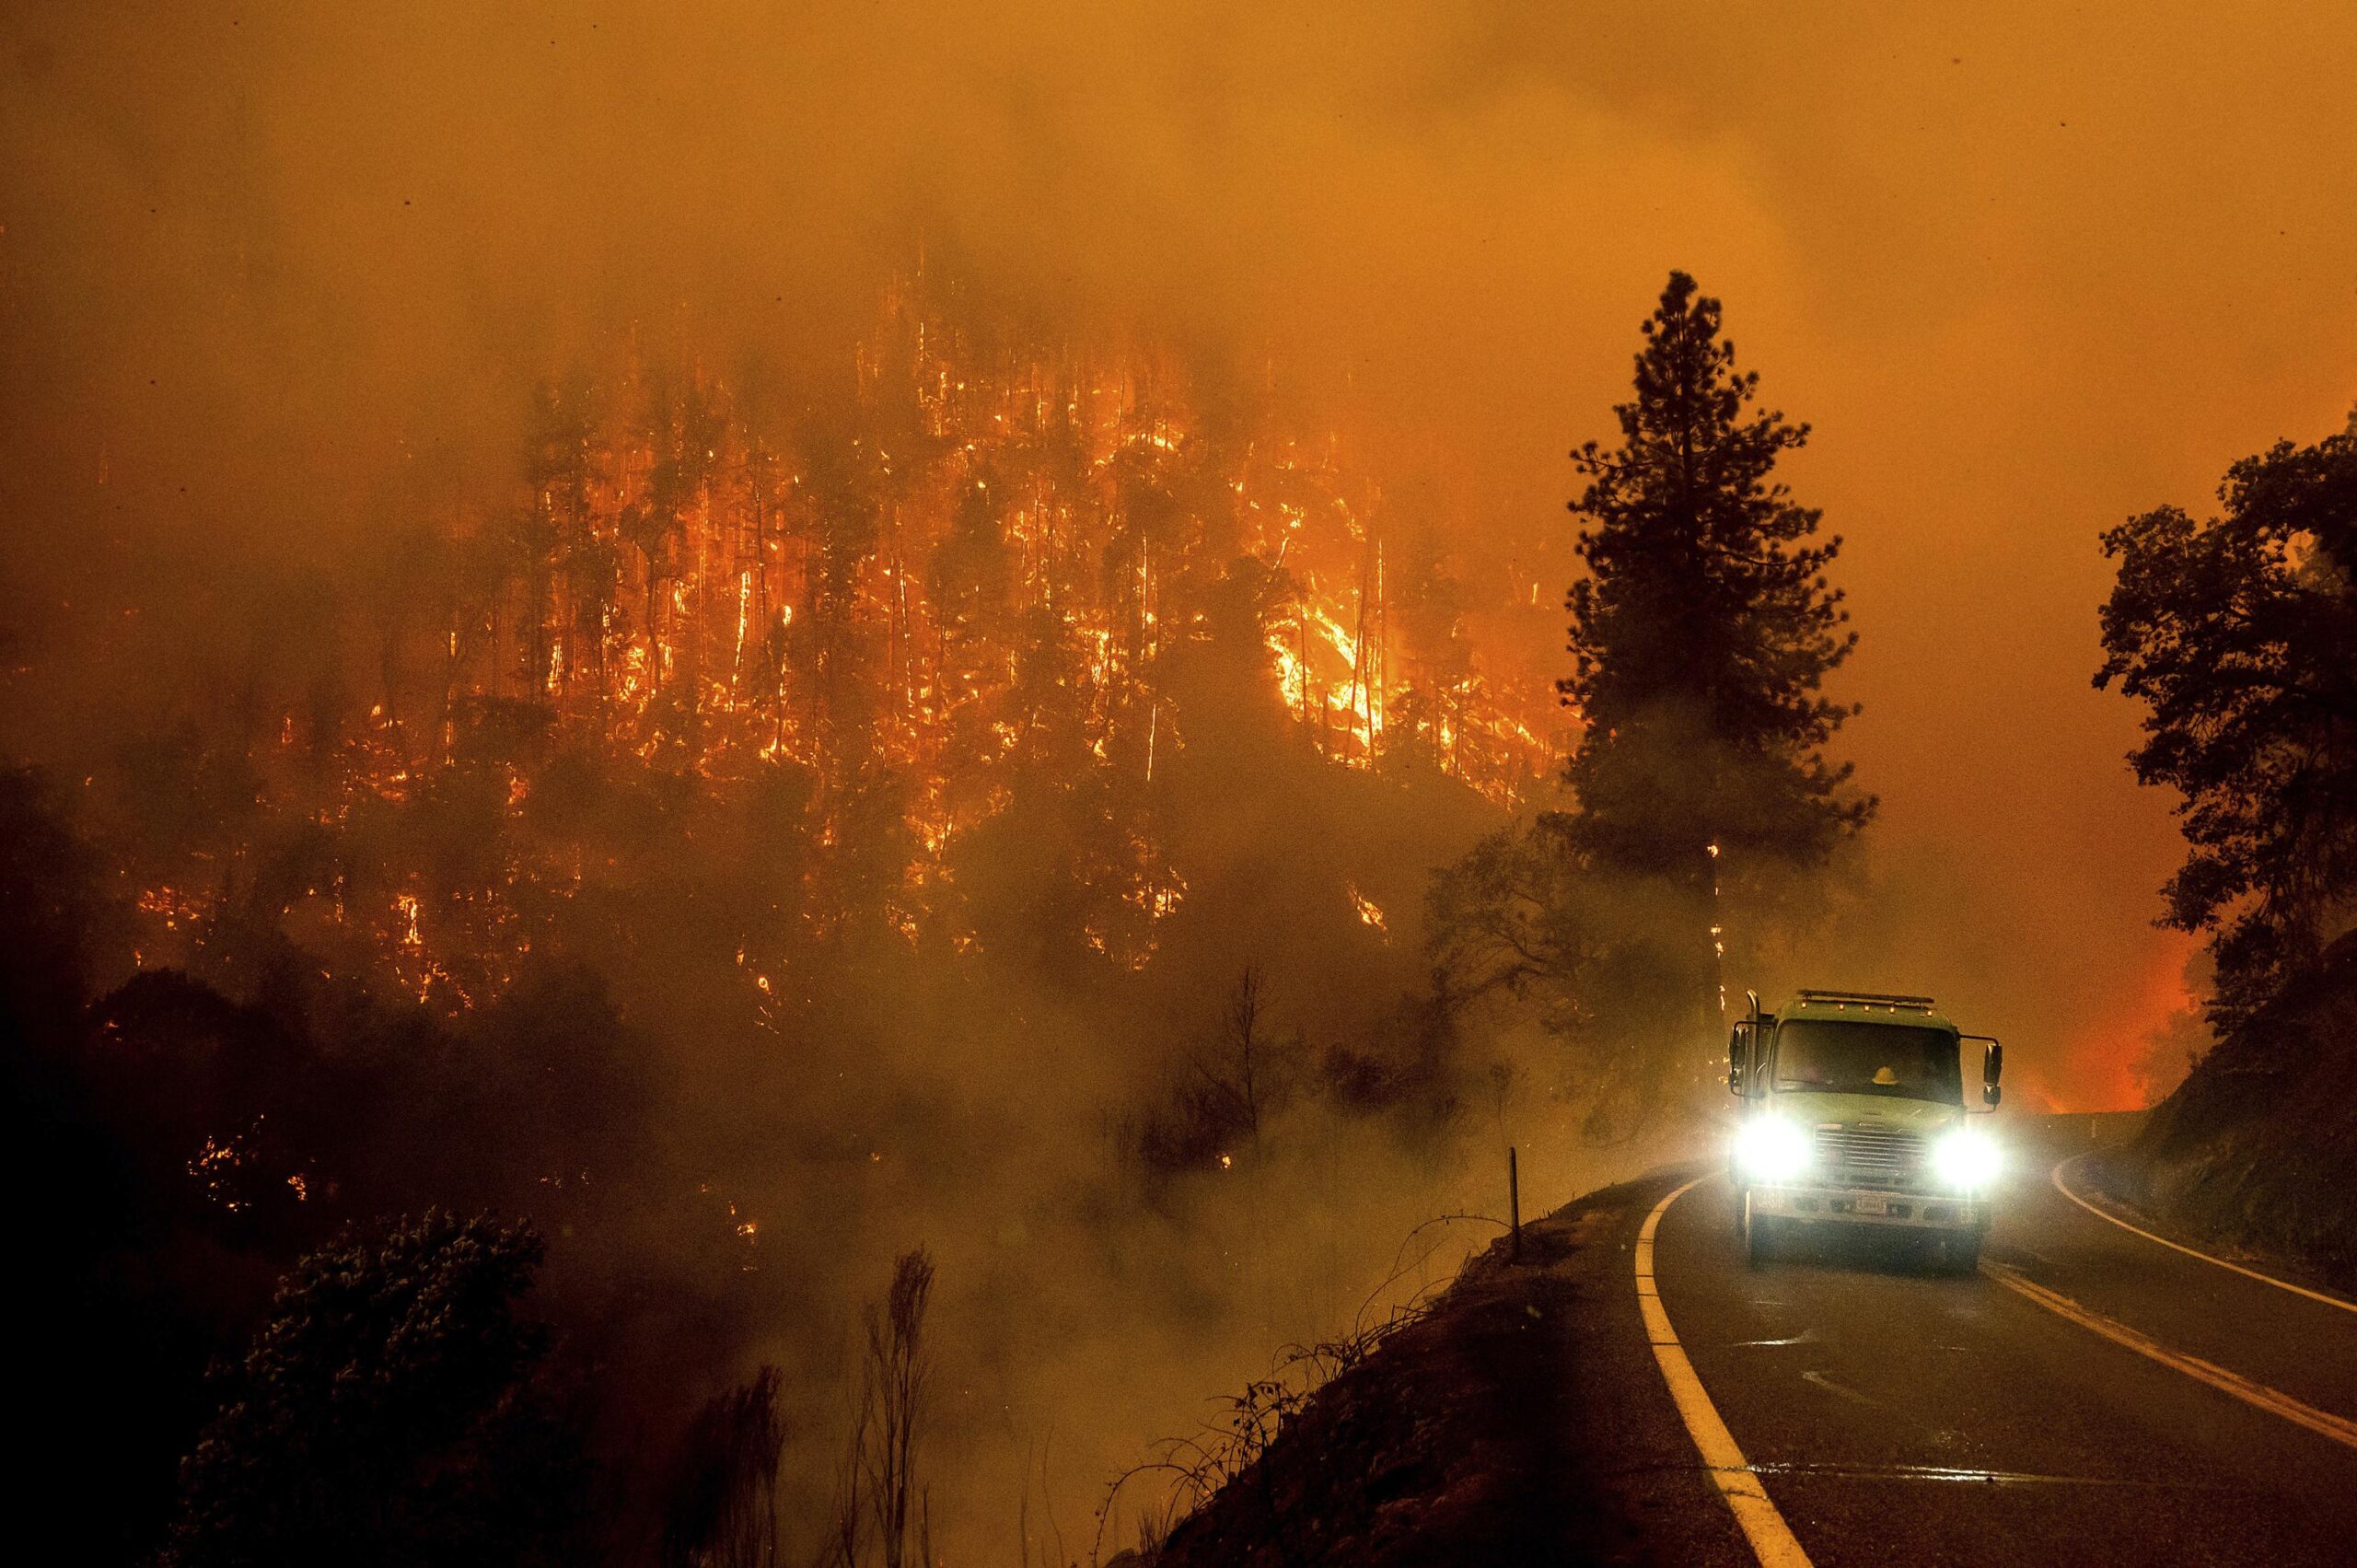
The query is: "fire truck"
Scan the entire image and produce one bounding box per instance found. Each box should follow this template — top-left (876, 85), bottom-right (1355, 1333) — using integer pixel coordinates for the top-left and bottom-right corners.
top-left (1726, 989), bottom-right (2003, 1273)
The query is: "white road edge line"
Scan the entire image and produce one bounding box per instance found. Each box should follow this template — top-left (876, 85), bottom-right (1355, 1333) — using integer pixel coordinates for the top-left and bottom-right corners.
top-left (1980, 1260), bottom-right (2357, 1451)
top-left (1636, 1178), bottom-right (1814, 1568)
top-left (2050, 1154), bottom-right (2357, 1317)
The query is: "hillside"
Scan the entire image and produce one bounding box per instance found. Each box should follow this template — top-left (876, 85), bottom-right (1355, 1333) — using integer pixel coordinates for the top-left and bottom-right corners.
top-left (1146, 1174), bottom-right (1745, 1568)
top-left (2090, 933), bottom-right (2357, 1295)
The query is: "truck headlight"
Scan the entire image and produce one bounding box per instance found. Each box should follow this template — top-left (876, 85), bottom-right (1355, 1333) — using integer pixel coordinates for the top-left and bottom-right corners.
top-left (1736, 1117), bottom-right (1811, 1183)
top-left (1932, 1128), bottom-right (2002, 1189)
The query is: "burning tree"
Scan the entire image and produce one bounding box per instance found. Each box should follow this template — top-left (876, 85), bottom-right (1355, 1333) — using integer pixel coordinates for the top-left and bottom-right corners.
top-left (112, 272), bottom-right (1559, 1022)
top-left (55, 268), bottom-right (1575, 1562)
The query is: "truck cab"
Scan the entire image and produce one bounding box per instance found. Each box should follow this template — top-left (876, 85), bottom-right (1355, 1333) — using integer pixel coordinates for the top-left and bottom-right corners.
top-left (1727, 989), bottom-right (2003, 1273)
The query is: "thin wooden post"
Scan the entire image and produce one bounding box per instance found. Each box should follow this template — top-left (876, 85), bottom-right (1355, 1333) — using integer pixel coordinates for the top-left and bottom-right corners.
top-left (1509, 1146), bottom-right (1522, 1261)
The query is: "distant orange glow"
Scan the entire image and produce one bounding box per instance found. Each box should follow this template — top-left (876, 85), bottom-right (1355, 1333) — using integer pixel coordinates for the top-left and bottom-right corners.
top-left (10, 5), bottom-right (2356, 1108)
top-left (2041, 932), bottom-right (2201, 1113)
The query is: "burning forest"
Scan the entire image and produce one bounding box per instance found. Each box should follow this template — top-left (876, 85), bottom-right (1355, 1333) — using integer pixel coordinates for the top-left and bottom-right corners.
top-left (114, 273), bottom-right (1562, 1009)
top-left (18, 6), bottom-right (2349, 1565)
top-left (8, 264), bottom-right (1594, 1564)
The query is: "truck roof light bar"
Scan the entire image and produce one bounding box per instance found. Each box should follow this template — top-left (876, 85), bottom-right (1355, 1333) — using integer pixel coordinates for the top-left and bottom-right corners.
top-left (1795, 989), bottom-right (1936, 1011)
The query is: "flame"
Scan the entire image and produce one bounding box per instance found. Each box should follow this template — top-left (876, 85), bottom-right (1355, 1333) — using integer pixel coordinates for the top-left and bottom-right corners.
top-left (113, 274), bottom-right (1558, 1028)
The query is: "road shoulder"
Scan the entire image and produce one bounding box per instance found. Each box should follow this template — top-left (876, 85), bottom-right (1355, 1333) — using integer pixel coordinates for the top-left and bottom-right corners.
top-left (1155, 1168), bottom-right (1751, 1568)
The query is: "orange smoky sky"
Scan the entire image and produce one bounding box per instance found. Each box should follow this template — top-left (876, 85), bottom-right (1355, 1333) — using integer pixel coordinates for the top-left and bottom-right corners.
top-left (6, 3), bottom-right (2357, 1108)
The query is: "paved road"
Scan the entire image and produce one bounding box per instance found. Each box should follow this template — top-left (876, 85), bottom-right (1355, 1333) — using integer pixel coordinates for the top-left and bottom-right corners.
top-left (1643, 1118), bottom-right (2357, 1566)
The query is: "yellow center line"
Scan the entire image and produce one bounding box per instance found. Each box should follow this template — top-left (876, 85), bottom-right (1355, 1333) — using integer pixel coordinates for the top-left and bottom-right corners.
top-left (2049, 1155), bottom-right (2357, 1317)
top-left (1636, 1177), bottom-right (1815, 1568)
top-left (1982, 1260), bottom-right (2357, 1451)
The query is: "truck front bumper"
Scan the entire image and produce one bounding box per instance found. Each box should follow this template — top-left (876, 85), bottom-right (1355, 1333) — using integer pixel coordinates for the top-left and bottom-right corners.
top-left (1748, 1183), bottom-right (1987, 1232)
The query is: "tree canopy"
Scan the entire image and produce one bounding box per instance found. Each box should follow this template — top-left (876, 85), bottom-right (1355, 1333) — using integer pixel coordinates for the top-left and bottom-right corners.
top-left (161, 1211), bottom-right (587, 1568)
top-left (2096, 414), bottom-right (2357, 1028)
top-left (1432, 273), bottom-right (1871, 1132)
top-left (1563, 271), bottom-right (1871, 880)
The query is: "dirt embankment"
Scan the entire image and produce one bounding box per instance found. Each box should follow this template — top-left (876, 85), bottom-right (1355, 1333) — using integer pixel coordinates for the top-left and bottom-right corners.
top-left (1145, 1172), bottom-right (1742, 1568)
top-left (2090, 935), bottom-right (2357, 1295)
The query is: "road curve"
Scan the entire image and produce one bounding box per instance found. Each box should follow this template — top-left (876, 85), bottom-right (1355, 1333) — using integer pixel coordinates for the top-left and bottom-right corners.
top-left (1643, 1118), bottom-right (2357, 1566)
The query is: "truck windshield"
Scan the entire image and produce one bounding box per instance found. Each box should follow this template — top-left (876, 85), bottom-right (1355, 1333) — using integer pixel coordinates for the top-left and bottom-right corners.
top-left (1772, 1021), bottom-right (1961, 1104)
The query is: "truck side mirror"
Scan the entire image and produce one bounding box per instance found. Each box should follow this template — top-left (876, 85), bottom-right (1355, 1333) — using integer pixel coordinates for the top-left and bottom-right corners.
top-left (1977, 1039), bottom-right (2003, 1108)
top-left (1726, 1023), bottom-right (1750, 1096)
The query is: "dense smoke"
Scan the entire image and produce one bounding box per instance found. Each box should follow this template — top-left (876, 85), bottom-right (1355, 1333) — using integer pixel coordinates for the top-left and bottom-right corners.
top-left (2, 13), bottom-right (1621, 1558)
top-left (10, 4), bottom-right (2357, 1560)
top-left (2, 278), bottom-right (1598, 1558)
top-left (11, 4), bottom-right (2357, 1099)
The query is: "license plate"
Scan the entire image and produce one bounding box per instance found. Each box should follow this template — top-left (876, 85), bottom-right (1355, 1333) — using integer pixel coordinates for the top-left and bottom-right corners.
top-left (1853, 1194), bottom-right (1889, 1216)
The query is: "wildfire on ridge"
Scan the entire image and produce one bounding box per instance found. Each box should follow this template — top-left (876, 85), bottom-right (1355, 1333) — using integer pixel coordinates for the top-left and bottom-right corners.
top-left (116, 275), bottom-right (1561, 1018)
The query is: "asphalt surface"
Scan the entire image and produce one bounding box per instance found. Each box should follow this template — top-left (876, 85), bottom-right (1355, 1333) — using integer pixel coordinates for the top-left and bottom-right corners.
top-left (1642, 1116), bottom-right (2357, 1566)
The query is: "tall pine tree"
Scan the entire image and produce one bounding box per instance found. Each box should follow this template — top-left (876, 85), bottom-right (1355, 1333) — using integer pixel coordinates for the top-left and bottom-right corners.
top-left (1431, 273), bottom-right (1870, 1132)
top-left (1566, 273), bottom-right (1870, 1016)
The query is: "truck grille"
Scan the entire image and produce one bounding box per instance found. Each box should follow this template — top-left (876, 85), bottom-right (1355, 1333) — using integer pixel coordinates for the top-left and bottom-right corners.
top-left (1813, 1124), bottom-right (1927, 1185)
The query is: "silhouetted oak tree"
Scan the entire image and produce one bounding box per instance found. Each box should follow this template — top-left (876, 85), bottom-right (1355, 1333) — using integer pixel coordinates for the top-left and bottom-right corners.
top-left (2097, 414), bottom-right (2357, 1028)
